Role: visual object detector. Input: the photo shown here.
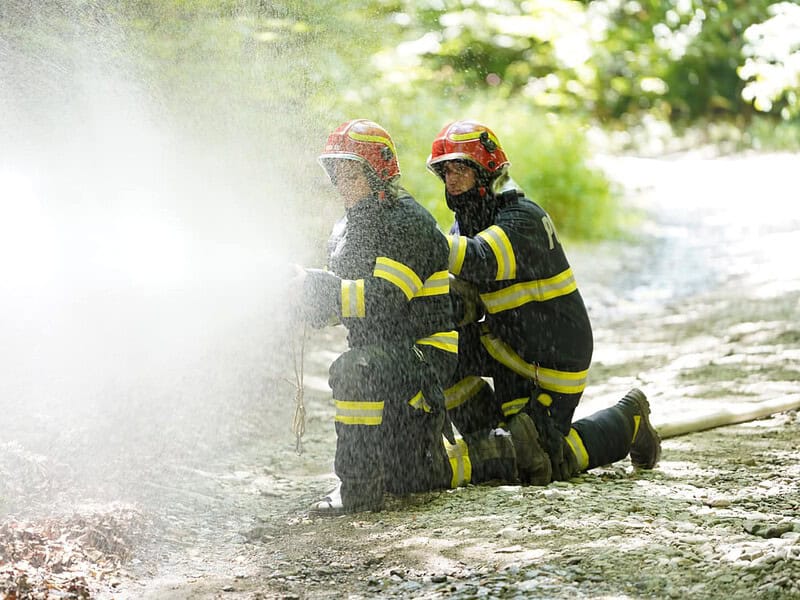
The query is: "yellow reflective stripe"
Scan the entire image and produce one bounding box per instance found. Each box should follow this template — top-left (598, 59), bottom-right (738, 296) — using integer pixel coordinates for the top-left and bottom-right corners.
top-left (373, 256), bottom-right (423, 300)
top-left (450, 129), bottom-right (501, 148)
top-left (415, 270), bottom-right (450, 297)
top-left (565, 428), bottom-right (589, 471)
top-left (416, 330), bottom-right (458, 354)
top-left (501, 397), bottom-right (529, 417)
top-left (480, 333), bottom-right (588, 394)
top-left (347, 130), bottom-right (396, 156)
top-left (341, 279), bottom-right (366, 318)
top-left (480, 333), bottom-right (537, 379)
top-left (334, 399), bottom-right (384, 425)
top-left (476, 225), bottom-right (516, 280)
top-left (536, 366), bottom-right (588, 395)
top-left (408, 390), bottom-right (432, 413)
top-left (444, 376), bottom-right (486, 410)
top-left (632, 414), bottom-right (642, 443)
top-left (447, 235), bottom-right (467, 275)
top-left (480, 268), bottom-right (577, 313)
top-left (445, 437), bottom-right (472, 488)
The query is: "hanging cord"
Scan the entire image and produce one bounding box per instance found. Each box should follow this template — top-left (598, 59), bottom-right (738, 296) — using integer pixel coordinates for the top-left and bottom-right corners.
top-left (290, 324), bottom-right (307, 455)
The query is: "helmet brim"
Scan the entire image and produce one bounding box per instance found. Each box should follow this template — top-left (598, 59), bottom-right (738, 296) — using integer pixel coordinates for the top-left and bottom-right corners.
top-left (426, 153), bottom-right (486, 181)
top-left (317, 153), bottom-right (370, 180)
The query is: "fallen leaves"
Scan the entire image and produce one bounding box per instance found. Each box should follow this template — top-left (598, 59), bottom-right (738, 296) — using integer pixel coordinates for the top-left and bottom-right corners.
top-left (0, 505), bottom-right (147, 599)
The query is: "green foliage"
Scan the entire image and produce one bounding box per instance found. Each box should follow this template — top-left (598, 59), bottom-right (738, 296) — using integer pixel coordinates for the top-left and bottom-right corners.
top-left (739, 2), bottom-right (800, 120)
top-left (342, 92), bottom-right (617, 238)
top-left (745, 115), bottom-right (800, 150)
top-left (7, 0), bottom-right (797, 243)
top-left (377, 0), bottom-right (795, 127)
top-left (488, 106), bottom-right (618, 241)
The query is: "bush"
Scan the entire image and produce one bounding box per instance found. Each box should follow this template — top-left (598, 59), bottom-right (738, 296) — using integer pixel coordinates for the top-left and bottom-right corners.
top-left (359, 95), bottom-right (619, 240)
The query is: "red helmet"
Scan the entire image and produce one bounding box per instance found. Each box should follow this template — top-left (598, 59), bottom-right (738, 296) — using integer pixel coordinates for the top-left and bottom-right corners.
top-left (318, 119), bottom-right (400, 184)
top-left (426, 120), bottom-right (509, 182)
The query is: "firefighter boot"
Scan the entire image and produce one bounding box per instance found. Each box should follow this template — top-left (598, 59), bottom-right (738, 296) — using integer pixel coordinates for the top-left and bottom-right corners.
top-left (505, 412), bottom-right (552, 485)
top-left (310, 477), bottom-right (383, 515)
top-left (617, 388), bottom-right (662, 469)
top-left (465, 428), bottom-right (519, 484)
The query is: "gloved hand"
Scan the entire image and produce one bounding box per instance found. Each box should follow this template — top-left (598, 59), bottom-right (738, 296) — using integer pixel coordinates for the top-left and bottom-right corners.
top-left (449, 275), bottom-right (483, 326)
top-left (293, 267), bottom-right (340, 328)
top-left (505, 413), bottom-right (552, 485)
top-left (414, 346), bottom-right (456, 444)
top-left (529, 400), bottom-right (572, 481)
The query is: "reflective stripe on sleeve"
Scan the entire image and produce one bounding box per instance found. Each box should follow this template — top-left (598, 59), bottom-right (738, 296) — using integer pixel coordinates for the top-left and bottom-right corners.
top-left (445, 437), bottom-right (472, 488)
top-left (476, 225), bottom-right (516, 280)
top-left (444, 375), bottom-right (487, 411)
top-left (373, 256), bottom-right (423, 300)
top-left (501, 397), bottom-right (529, 418)
top-left (334, 399), bottom-right (384, 425)
top-left (341, 279), bottom-right (366, 318)
top-left (415, 270), bottom-right (450, 297)
top-left (480, 268), bottom-right (577, 313)
top-left (565, 427), bottom-right (589, 471)
top-left (447, 235), bottom-right (467, 275)
top-left (416, 330), bottom-right (458, 354)
top-left (480, 332), bottom-right (588, 394)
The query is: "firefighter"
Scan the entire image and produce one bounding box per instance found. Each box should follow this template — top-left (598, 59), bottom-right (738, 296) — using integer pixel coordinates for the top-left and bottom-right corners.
top-left (427, 119), bottom-right (662, 483)
top-left (293, 120), bottom-right (528, 514)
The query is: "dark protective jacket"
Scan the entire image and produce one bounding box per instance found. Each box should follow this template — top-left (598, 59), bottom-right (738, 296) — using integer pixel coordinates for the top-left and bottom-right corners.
top-left (306, 188), bottom-right (456, 354)
top-left (448, 189), bottom-right (593, 374)
top-left (302, 187), bottom-right (458, 499)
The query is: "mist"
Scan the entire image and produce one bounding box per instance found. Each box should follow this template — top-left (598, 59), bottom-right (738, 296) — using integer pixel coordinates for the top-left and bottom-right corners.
top-left (0, 2), bottom-right (336, 513)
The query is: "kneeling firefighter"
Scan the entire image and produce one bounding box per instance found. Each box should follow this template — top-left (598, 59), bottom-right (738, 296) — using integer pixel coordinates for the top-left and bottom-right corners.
top-left (293, 119), bottom-right (534, 514)
top-left (427, 119), bottom-right (662, 484)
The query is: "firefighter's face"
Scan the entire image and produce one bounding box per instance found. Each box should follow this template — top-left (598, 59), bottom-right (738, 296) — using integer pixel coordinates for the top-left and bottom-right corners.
top-left (442, 161), bottom-right (477, 196)
top-left (332, 160), bottom-right (371, 208)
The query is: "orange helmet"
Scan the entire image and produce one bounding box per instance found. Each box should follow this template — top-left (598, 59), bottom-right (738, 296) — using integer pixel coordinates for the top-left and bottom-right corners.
top-left (426, 120), bottom-right (510, 182)
top-left (318, 119), bottom-right (400, 184)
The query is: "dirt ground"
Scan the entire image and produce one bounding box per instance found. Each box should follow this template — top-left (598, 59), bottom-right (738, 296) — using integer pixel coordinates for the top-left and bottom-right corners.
top-left (2, 152), bottom-right (799, 599)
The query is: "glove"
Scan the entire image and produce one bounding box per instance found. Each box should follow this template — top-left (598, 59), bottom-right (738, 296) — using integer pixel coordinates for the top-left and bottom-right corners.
top-left (449, 275), bottom-right (483, 326)
top-left (414, 346), bottom-right (456, 445)
top-left (529, 400), bottom-right (572, 481)
top-left (505, 413), bottom-right (552, 485)
top-left (295, 268), bottom-right (340, 328)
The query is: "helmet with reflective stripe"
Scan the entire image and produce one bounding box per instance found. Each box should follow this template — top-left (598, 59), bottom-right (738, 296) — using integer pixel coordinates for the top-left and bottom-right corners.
top-left (318, 119), bottom-right (400, 184)
top-left (427, 120), bottom-right (510, 182)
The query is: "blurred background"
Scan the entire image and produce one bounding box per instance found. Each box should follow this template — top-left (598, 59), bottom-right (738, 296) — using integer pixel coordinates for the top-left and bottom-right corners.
top-left (1, 0), bottom-right (799, 514)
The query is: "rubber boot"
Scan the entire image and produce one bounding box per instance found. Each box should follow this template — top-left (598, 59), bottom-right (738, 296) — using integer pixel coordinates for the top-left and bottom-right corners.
top-left (617, 388), bottom-right (662, 469)
top-left (310, 477), bottom-right (383, 515)
top-left (571, 388), bottom-right (662, 471)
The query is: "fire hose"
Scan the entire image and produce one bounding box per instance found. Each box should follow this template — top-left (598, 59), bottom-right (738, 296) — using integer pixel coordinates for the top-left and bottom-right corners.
top-left (654, 393), bottom-right (800, 439)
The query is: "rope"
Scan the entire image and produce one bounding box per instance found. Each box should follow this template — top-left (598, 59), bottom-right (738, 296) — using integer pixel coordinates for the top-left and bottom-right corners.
top-left (290, 324), bottom-right (307, 455)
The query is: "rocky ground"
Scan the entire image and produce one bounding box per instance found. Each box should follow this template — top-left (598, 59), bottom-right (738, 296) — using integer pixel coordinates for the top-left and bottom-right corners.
top-left (2, 152), bottom-right (799, 599)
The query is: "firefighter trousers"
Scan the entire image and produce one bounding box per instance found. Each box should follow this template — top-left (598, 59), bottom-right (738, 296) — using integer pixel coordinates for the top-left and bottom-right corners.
top-left (328, 343), bottom-right (456, 511)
